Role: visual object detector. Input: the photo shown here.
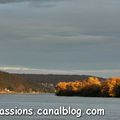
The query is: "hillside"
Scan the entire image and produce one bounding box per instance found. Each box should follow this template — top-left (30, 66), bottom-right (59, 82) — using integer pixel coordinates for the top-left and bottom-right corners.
top-left (0, 71), bottom-right (105, 94)
top-left (16, 74), bottom-right (105, 85)
top-left (0, 71), bottom-right (54, 93)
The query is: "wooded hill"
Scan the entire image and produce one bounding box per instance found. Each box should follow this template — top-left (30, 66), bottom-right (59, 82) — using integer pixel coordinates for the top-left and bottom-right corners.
top-left (0, 71), bottom-right (54, 93)
top-left (0, 71), bottom-right (105, 93)
top-left (16, 74), bottom-right (105, 85)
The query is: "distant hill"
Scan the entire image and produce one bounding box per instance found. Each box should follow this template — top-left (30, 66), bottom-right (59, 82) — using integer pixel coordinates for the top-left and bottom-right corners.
top-left (0, 71), bottom-right (105, 93)
top-left (0, 71), bottom-right (54, 93)
top-left (16, 74), bottom-right (105, 85)
top-left (0, 71), bottom-right (28, 92)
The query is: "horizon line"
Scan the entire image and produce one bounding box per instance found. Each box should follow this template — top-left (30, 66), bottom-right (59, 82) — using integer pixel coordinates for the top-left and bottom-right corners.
top-left (0, 66), bottom-right (120, 78)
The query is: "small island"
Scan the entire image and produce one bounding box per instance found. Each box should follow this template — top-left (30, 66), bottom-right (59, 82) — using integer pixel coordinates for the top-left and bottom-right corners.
top-left (55, 77), bottom-right (120, 97)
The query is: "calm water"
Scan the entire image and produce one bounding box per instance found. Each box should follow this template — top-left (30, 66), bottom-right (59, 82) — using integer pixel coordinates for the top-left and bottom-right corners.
top-left (0, 94), bottom-right (120, 120)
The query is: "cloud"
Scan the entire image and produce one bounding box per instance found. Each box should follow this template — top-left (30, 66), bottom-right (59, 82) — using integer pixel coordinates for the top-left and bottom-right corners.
top-left (0, 0), bottom-right (63, 7)
top-left (0, 0), bottom-right (120, 74)
top-left (0, 0), bottom-right (26, 4)
top-left (0, 66), bottom-right (120, 78)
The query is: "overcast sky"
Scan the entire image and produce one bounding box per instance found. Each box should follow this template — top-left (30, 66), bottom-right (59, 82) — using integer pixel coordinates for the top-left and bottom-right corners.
top-left (0, 0), bottom-right (120, 77)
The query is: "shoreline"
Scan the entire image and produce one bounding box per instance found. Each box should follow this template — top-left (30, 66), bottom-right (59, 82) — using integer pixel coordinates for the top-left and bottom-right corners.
top-left (0, 91), bottom-right (53, 95)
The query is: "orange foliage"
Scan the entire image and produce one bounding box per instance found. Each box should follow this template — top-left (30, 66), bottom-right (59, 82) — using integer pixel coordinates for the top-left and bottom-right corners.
top-left (102, 77), bottom-right (120, 97)
top-left (55, 77), bottom-right (120, 97)
top-left (55, 77), bottom-right (101, 96)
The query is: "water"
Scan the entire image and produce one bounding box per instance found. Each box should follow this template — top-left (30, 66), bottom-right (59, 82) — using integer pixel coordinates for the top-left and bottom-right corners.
top-left (0, 94), bottom-right (120, 120)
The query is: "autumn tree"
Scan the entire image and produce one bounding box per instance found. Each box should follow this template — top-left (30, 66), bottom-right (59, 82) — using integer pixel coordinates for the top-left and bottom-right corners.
top-left (101, 77), bottom-right (120, 97)
top-left (55, 77), bottom-right (102, 96)
top-left (80, 77), bottom-right (101, 97)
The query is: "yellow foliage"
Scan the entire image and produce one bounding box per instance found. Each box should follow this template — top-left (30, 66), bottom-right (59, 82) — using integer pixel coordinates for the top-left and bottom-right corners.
top-left (56, 77), bottom-right (101, 92)
top-left (102, 77), bottom-right (120, 97)
top-left (55, 77), bottom-right (120, 97)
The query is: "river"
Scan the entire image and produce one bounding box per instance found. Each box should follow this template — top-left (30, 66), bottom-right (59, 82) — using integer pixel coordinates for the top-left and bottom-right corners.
top-left (0, 94), bottom-right (119, 120)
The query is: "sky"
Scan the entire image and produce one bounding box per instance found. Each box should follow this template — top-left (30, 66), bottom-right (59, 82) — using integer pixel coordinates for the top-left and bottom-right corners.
top-left (0, 0), bottom-right (120, 77)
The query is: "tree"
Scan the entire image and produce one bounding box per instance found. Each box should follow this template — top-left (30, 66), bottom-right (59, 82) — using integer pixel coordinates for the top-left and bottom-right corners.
top-left (101, 78), bottom-right (120, 97)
